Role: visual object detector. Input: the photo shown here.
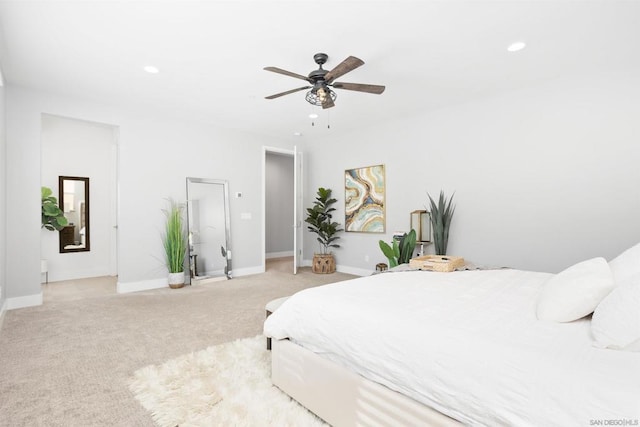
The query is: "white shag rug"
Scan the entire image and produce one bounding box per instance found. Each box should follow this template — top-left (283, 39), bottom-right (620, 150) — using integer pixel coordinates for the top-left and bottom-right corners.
top-left (129, 336), bottom-right (327, 427)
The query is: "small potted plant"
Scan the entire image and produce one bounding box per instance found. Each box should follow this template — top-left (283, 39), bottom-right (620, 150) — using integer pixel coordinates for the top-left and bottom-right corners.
top-left (162, 199), bottom-right (188, 288)
top-left (305, 187), bottom-right (343, 274)
top-left (379, 229), bottom-right (417, 268)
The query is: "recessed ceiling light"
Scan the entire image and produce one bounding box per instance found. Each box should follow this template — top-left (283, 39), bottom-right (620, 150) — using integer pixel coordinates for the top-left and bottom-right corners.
top-left (144, 65), bottom-right (160, 74)
top-left (507, 41), bottom-right (526, 52)
top-left (308, 113), bottom-right (318, 119)
top-left (293, 132), bottom-right (302, 136)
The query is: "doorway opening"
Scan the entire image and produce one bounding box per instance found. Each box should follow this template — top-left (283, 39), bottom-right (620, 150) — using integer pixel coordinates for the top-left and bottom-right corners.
top-left (262, 147), bottom-right (303, 274)
top-left (40, 114), bottom-right (119, 300)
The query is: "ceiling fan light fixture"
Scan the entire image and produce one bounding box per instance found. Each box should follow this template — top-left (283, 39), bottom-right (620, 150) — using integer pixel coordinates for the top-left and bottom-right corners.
top-left (305, 88), bottom-right (336, 106)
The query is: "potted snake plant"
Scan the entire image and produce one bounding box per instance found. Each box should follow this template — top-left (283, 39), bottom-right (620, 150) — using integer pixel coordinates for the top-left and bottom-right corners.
top-left (162, 199), bottom-right (188, 288)
top-left (427, 191), bottom-right (456, 256)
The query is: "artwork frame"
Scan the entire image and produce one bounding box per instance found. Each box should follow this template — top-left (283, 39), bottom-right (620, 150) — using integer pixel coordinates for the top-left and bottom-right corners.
top-left (344, 164), bottom-right (385, 233)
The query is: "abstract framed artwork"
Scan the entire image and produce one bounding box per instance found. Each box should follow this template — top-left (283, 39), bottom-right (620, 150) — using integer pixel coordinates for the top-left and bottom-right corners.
top-left (345, 164), bottom-right (385, 233)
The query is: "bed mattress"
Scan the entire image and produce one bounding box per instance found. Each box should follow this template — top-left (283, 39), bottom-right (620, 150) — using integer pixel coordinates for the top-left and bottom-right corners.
top-left (264, 269), bottom-right (640, 426)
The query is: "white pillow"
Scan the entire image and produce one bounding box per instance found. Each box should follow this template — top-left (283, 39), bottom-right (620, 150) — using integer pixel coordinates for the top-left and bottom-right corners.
top-left (592, 283), bottom-right (640, 352)
top-left (536, 257), bottom-right (615, 322)
top-left (608, 241), bottom-right (640, 285)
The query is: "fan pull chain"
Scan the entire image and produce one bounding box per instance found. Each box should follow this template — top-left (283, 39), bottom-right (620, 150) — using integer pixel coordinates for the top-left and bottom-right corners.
top-left (327, 110), bottom-right (331, 129)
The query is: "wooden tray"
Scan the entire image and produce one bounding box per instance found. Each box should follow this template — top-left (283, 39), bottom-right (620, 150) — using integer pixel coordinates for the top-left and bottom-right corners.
top-left (409, 255), bottom-right (465, 272)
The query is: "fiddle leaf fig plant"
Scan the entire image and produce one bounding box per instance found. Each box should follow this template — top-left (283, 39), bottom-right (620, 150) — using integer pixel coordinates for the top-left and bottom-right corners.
top-left (41, 186), bottom-right (68, 231)
top-left (379, 229), bottom-right (417, 268)
top-left (305, 187), bottom-right (343, 254)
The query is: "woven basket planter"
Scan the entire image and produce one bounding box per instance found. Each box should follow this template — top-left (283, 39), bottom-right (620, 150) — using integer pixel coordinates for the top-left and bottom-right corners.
top-left (312, 254), bottom-right (336, 274)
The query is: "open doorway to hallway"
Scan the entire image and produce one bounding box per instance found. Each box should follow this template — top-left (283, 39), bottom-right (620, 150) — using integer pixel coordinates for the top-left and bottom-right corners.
top-left (265, 151), bottom-right (295, 263)
top-left (40, 114), bottom-right (119, 300)
top-left (265, 256), bottom-right (294, 273)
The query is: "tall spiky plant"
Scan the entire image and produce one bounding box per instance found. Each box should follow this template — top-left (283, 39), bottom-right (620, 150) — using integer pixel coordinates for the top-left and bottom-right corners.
top-left (162, 199), bottom-right (187, 274)
top-left (427, 191), bottom-right (456, 255)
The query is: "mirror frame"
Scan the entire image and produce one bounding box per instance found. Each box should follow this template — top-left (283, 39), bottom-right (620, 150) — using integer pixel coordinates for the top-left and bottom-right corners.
top-left (186, 177), bottom-right (232, 280)
top-left (58, 176), bottom-right (90, 253)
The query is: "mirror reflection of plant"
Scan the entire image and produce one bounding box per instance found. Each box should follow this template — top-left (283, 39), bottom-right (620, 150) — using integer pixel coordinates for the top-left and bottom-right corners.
top-left (162, 199), bottom-right (187, 274)
top-left (305, 187), bottom-right (343, 255)
top-left (379, 229), bottom-right (417, 268)
top-left (41, 186), bottom-right (68, 231)
top-left (427, 191), bottom-right (456, 256)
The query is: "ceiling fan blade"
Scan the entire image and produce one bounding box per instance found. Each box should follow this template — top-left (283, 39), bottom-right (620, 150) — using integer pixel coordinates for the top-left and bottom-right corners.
top-left (264, 67), bottom-right (313, 83)
top-left (265, 86), bottom-right (311, 100)
top-left (332, 82), bottom-right (386, 94)
top-left (324, 56), bottom-right (364, 83)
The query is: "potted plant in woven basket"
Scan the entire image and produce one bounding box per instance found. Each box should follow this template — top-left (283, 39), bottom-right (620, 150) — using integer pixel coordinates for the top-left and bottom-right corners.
top-left (305, 187), bottom-right (343, 274)
top-left (162, 199), bottom-right (188, 288)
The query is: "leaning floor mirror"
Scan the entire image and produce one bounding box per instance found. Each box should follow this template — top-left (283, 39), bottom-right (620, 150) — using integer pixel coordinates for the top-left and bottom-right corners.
top-left (186, 177), bottom-right (232, 284)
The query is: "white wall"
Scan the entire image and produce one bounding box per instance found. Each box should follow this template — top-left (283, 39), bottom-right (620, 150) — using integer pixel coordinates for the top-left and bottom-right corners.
top-left (0, 81), bottom-right (7, 317)
top-left (40, 114), bottom-right (116, 282)
top-left (265, 152), bottom-right (294, 257)
top-left (303, 70), bottom-right (640, 274)
top-left (5, 85), bottom-right (296, 305)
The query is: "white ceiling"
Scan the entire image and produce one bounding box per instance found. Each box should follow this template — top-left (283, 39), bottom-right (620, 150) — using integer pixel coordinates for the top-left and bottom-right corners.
top-left (0, 0), bottom-right (639, 139)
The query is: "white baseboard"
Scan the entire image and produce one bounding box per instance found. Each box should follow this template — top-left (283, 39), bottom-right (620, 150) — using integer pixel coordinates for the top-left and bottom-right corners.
top-left (266, 251), bottom-right (294, 259)
top-left (231, 265), bottom-right (265, 277)
top-left (0, 299), bottom-right (7, 330)
top-left (117, 277), bottom-right (168, 294)
top-left (302, 258), bottom-right (371, 277)
top-left (336, 265), bottom-right (372, 277)
top-left (7, 292), bottom-right (43, 310)
top-left (115, 262), bottom-right (370, 295)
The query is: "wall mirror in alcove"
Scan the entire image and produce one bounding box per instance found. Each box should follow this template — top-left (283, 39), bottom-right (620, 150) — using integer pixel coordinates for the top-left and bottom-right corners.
top-left (186, 177), bottom-right (232, 284)
top-left (58, 176), bottom-right (90, 253)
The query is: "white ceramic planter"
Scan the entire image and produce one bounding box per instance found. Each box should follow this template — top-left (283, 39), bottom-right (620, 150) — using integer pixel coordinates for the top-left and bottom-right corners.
top-left (168, 272), bottom-right (185, 289)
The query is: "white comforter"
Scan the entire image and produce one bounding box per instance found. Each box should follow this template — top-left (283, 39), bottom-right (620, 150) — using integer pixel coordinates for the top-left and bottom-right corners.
top-left (264, 269), bottom-right (640, 426)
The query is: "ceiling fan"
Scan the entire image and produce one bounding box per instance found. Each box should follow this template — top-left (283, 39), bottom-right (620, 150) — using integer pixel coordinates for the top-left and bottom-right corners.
top-left (264, 53), bottom-right (385, 109)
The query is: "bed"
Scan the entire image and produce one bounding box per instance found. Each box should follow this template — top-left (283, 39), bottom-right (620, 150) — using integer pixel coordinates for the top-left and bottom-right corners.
top-left (263, 266), bottom-right (640, 426)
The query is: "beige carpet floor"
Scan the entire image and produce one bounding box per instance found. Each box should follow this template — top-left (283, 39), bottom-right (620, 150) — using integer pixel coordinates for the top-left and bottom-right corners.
top-left (0, 258), bottom-right (356, 426)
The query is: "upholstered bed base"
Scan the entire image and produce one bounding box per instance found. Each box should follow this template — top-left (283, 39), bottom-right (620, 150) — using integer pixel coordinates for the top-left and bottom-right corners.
top-left (271, 339), bottom-right (461, 426)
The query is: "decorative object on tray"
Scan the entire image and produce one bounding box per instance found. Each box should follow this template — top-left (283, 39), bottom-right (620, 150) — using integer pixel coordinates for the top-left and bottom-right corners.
top-left (162, 198), bottom-right (188, 288)
top-left (345, 164), bottom-right (385, 233)
top-left (305, 187), bottom-right (342, 274)
top-left (410, 210), bottom-right (431, 243)
top-left (41, 186), bottom-right (68, 231)
top-left (409, 255), bottom-right (465, 272)
top-left (379, 229), bottom-right (417, 268)
top-left (427, 190), bottom-right (456, 255)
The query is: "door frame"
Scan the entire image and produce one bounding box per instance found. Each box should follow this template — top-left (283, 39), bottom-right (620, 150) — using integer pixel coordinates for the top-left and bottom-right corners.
top-left (262, 146), bottom-right (303, 274)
